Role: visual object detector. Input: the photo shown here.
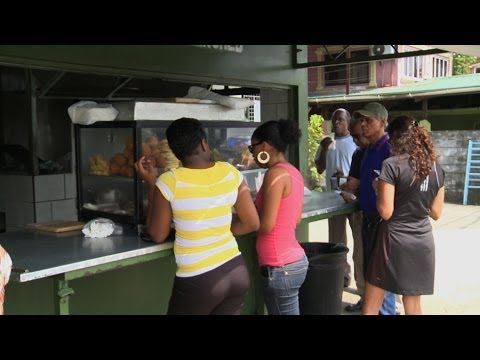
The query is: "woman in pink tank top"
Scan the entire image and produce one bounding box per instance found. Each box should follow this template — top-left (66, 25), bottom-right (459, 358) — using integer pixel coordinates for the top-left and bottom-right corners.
top-left (250, 119), bottom-right (308, 315)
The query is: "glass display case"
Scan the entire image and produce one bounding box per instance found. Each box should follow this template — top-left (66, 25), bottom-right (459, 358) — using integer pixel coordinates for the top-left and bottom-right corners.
top-left (75, 120), bottom-right (264, 225)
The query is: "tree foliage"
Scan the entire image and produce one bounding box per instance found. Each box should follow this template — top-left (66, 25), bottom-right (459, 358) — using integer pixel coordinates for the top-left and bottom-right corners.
top-left (452, 53), bottom-right (478, 75)
top-left (307, 114), bottom-right (325, 191)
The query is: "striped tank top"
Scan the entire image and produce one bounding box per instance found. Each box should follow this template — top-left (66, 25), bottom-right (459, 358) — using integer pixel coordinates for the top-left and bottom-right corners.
top-left (156, 161), bottom-right (243, 277)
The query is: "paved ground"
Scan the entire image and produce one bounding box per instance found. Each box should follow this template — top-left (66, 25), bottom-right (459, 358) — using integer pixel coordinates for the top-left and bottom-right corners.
top-left (309, 203), bottom-right (480, 315)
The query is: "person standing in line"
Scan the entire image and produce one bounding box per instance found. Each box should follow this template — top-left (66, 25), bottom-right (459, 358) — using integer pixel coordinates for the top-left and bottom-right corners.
top-left (249, 119), bottom-right (307, 315)
top-left (315, 108), bottom-right (358, 287)
top-left (363, 116), bottom-right (445, 315)
top-left (352, 102), bottom-right (397, 315)
top-left (340, 115), bottom-right (370, 312)
top-left (135, 117), bottom-right (260, 315)
top-left (0, 244), bottom-right (12, 315)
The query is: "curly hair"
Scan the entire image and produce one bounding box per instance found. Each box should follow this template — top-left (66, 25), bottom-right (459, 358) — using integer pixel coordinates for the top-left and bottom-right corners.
top-left (387, 115), bottom-right (437, 180)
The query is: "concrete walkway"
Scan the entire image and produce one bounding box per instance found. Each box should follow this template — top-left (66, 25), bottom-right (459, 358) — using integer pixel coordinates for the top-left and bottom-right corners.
top-left (309, 203), bottom-right (480, 315)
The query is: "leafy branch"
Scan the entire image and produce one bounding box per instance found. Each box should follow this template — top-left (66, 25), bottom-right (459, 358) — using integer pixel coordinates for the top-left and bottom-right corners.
top-left (307, 114), bottom-right (325, 191)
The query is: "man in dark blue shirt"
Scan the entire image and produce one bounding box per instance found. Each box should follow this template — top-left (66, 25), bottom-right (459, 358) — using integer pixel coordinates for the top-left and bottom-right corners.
top-left (340, 115), bottom-right (369, 312)
top-left (353, 102), bottom-right (396, 315)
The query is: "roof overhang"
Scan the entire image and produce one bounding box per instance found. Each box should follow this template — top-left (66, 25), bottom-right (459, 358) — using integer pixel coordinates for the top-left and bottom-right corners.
top-left (309, 72), bottom-right (480, 105)
top-left (427, 45), bottom-right (480, 57)
top-left (309, 86), bottom-right (480, 105)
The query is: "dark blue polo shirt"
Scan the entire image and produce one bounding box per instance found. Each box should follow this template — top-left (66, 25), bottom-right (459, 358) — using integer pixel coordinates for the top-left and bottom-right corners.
top-left (348, 147), bottom-right (366, 179)
top-left (359, 134), bottom-right (391, 215)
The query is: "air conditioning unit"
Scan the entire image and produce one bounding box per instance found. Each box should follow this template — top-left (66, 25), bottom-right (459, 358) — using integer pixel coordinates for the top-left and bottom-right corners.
top-left (371, 45), bottom-right (395, 56)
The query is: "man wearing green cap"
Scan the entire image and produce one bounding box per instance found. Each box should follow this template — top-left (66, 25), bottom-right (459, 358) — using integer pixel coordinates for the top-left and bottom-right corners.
top-left (353, 102), bottom-right (397, 315)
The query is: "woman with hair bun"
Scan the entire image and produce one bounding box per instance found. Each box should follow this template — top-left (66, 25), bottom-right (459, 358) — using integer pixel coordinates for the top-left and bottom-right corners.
top-left (249, 119), bottom-right (308, 315)
top-left (363, 115), bottom-right (445, 315)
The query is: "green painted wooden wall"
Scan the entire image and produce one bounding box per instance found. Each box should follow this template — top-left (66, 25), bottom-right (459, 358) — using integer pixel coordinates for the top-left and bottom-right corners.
top-left (0, 45), bottom-right (309, 177)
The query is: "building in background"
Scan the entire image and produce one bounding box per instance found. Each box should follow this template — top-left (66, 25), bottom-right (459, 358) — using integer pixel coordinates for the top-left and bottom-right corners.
top-left (470, 62), bottom-right (480, 74)
top-left (308, 45), bottom-right (453, 98)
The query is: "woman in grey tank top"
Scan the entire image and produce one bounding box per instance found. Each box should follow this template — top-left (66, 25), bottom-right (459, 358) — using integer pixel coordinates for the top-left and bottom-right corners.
top-left (363, 116), bottom-right (445, 315)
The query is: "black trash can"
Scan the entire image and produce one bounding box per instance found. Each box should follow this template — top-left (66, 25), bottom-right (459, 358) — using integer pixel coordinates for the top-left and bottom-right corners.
top-left (299, 242), bottom-right (349, 315)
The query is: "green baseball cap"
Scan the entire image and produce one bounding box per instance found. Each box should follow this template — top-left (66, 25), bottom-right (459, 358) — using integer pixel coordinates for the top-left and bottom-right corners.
top-left (353, 102), bottom-right (388, 122)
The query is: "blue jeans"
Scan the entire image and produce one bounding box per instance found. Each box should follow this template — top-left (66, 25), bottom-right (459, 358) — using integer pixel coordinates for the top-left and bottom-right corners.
top-left (381, 291), bottom-right (397, 316)
top-left (260, 255), bottom-right (309, 315)
top-left (362, 215), bottom-right (397, 315)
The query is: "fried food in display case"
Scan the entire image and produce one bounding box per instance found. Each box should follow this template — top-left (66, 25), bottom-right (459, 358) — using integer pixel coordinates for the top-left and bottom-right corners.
top-left (75, 120), bottom-right (260, 225)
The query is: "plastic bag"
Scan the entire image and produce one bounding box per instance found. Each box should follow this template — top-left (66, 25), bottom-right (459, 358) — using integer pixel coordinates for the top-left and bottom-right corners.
top-left (82, 218), bottom-right (123, 238)
top-left (68, 101), bottom-right (118, 125)
top-left (187, 86), bottom-right (254, 109)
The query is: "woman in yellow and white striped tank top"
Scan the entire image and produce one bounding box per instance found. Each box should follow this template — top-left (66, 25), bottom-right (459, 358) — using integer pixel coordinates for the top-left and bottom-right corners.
top-left (135, 118), bottom-right (259, 315)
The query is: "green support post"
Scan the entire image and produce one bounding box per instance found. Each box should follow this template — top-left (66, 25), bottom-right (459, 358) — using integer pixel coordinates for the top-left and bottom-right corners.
top-left (55, 278), bottom-right (74, 315)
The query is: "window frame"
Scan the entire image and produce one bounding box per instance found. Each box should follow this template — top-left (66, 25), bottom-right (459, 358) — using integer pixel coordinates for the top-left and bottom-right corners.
top-left (323, 49), bottom-right (370, 86)
top-left (432, 56), bottom-right (449, 78)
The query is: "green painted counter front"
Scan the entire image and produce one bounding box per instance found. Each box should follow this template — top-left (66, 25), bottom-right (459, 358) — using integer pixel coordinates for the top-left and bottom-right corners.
top-left (4, 233), bottom-right (262, 315)
top-left (5, 255), bottom-right (176, 314)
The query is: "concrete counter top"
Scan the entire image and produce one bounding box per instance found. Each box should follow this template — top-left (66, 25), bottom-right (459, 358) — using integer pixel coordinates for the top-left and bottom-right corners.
top-left (302, 190), bottom-right (356, 219)
top-left (0, 229), bottom-right (173, 283)
top-left (0, 191), bottom-right (356, 284)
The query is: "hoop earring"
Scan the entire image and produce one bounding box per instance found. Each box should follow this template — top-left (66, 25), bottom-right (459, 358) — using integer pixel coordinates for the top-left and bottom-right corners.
top-left (257, 151), bottom-right (270, 164)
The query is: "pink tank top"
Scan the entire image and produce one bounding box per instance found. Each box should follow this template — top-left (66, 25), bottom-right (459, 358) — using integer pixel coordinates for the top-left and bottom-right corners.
top-left (255, 163), bottom-right (305, 266)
